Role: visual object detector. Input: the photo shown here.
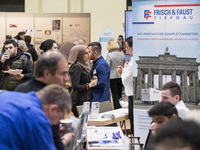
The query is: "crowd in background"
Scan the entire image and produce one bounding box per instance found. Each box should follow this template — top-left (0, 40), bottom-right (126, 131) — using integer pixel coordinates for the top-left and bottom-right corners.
top-left (0, 31), bottom-right (200, 150)
top-left (0, 31), bottom-right (133, 150)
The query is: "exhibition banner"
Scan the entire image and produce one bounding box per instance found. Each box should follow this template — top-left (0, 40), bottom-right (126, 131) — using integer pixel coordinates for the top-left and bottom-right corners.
top-left (133, 1), bottom-right (200, 147)
top-left (132, 0), bottom-right (200, 80)
top-left (134, 109), bottom-right (152, 150)
top-left (99, 27), bottom-right (115, 59)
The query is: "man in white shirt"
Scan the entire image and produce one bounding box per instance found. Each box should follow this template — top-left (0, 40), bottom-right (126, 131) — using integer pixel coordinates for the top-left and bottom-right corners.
top-left (117, 36), bottom-right (133, 134)
top-left (161, 81), bottom-right (190, 120)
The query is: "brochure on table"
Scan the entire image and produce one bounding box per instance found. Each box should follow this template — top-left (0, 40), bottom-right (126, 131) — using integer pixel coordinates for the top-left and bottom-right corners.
top-left (82, 102), bottom-right (90, 114)
top-left (90, 102), bottom-right (100, 119)
top-left (87, 126), bottom-right (125, 149)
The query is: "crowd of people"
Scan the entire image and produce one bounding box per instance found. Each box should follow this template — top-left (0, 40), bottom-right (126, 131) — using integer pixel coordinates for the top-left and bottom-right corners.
top-left (0, 32), bottom-right (133, 149)
top-left (144, 81), bottom-right (200, 150)
top-left (0, 32), bottom-right (200, 150)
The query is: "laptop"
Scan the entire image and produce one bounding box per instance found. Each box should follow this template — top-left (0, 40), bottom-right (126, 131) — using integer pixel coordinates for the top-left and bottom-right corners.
top-left (69, 111), bottom-right (89, 150)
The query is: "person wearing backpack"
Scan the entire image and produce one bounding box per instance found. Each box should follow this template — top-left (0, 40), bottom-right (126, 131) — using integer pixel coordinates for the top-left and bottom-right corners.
top-left (25, 35), bottom-right (38, 62)
top-left (0, 39), bottom-right (33, 90)
top-left (18, 40), bottom-right (34, 66)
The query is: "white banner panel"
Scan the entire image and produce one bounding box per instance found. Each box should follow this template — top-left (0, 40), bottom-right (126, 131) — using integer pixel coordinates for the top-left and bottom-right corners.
top-left (132, 0), bottom-right (200, 83)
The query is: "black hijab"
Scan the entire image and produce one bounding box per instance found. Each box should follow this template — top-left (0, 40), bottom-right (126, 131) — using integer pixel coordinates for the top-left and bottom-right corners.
top-left (39, 39), bottom-right (56, 52)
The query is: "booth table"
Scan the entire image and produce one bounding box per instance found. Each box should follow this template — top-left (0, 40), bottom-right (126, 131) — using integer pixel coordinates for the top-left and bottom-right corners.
top-left (87, 108), bottom-right (128, 126)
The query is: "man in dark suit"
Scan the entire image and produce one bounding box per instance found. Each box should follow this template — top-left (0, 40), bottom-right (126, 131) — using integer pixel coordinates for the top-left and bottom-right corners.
top-left (88, 42), bottom-right (110, 102)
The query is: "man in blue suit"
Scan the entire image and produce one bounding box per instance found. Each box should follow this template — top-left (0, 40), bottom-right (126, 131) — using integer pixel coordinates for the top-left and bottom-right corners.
top-left (88, 42), bottom-right (110, 102)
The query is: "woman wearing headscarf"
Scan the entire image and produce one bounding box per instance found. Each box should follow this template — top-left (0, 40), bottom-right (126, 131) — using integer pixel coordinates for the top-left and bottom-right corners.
top-left (58, 41), bottom-right (75, 60)
top-left (68, 45), bottom-right (97, 117)
top-left (39, 39), bottom-right (58, 53)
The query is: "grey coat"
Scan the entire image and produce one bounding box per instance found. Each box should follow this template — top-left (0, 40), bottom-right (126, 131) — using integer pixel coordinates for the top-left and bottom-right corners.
top-left (106, 50), bottom-right (126, 79)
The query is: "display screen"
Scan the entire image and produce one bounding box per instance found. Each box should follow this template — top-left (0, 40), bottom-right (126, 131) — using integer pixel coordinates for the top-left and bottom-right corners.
top-left (125, 11), bottom-right (132, 39)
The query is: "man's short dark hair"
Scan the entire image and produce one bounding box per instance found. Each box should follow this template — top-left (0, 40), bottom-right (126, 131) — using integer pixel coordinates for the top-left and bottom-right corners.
top-left (6, 35), bottom-right (12, 40)
top-left (88, 41), bottom-right (102, 55)
top-left (153, 119), bottom-right (200, 150)
top-left (118, 35), bottom-right (123, 39)
top-left (148, 101), bottom-right (178, 118)
top-left (18, 32), bottom-right (26, 37)
top-left (162, 81), bottom-right (181, 98)
top-left (125, 36), bottom-right (132, 48)
top-left (25, 35), bottom-right (31, 43)
top-left (35, 51), bottom-right (64, 77)
top-left (4, 39), bottom-right (18, 47)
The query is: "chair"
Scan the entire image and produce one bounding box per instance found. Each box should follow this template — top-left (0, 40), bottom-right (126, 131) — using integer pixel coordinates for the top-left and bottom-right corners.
top-left (129, 136), bottom-right (144, 150)
top-left (99, 101), bottom-right (113, 113)
top-left (122, 128), bottom-right (143, 150)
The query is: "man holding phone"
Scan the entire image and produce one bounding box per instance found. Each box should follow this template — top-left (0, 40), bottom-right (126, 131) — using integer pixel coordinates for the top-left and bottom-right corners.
top-left (0, 39), bottom-right (33, 90)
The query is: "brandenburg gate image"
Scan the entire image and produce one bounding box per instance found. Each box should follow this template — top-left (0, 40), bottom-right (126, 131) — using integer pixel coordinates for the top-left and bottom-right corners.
top-left (135, 52), bottom-right (200, 102)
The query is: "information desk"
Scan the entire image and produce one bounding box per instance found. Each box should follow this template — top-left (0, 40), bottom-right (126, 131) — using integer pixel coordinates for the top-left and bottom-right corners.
top-left (87, 126), bottom-right (125, 150)
top-left (88, 108), bottom-right (128, 126)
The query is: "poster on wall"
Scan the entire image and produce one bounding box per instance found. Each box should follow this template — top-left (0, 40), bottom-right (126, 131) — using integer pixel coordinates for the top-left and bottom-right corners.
top-left (8, 24), bottom-right (18, 36)
top-left (34, 14), bottom-right (62, 46)
top-left (52, 20), bottom-right (60, 31)
top-left (6, 13), bottom-right (34, 41)
top-left (61, 14), bottom-right (90, 45)
top-left (45, 30), bottom-right (51, 35)
top-left (35, 30), bottom-right (42, 39)
top-left (132, 0), bottom-right (200, 101)
top-left (0, 14), bottom-right (6, 49)
top-left (9, 24), bottom-right (18, 28)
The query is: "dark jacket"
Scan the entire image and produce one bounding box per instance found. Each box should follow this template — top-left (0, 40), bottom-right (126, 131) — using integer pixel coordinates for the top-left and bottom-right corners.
top-left (15, 77), bottom-right (46, 92)
top-left (90, 56), bottom-right (110, 102)
top-left (0, 54), bottom-right (2, 89)
top-left (15, 78), bottom-right (65, 150)
top-left (144, 130), bottom-right (154, 150)
top-left (1, 46), bottom-right (5, 54)
top-left (69, 63), bottom-right (92, 117)
top-left (26, 43), bottom-right (38, 61)
top-left (0, 49), bottom-right (33, 90)
top-left (13, 35), bottom-right (23, 41)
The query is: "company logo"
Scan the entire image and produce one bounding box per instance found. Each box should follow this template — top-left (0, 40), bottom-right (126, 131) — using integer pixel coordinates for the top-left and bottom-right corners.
top-left (133, 4), bottom-right (197, 24)
top-left (144, 10), bottom-right (152, 20)
top-left (103, 32), bottom-right (112, 36)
